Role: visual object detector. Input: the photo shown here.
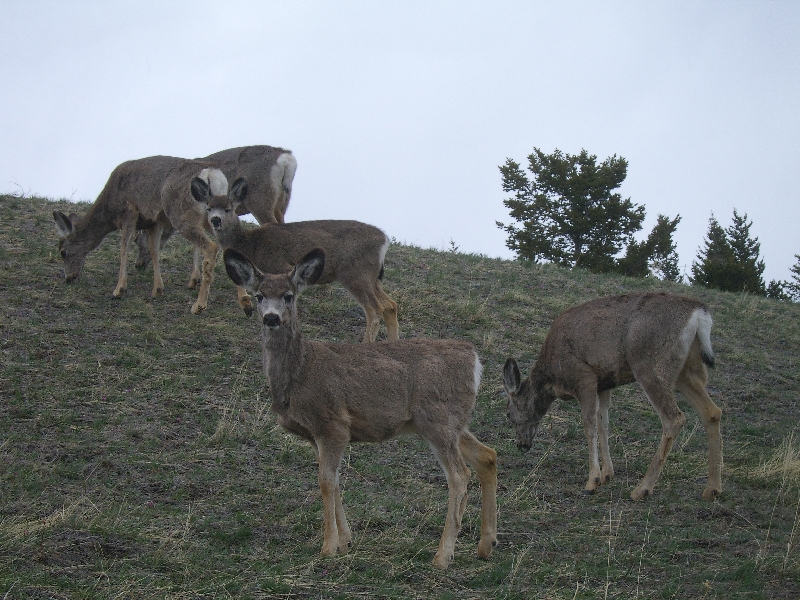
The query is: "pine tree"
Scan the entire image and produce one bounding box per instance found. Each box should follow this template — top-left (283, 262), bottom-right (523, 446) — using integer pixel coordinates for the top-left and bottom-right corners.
top-left (786, 254), bottom-right (800, 301)
top-left (691, 210), bottom-right (766, 295)
top-left (497, 148), bottom-right (645, 272)
top-left (616, 214), bottom-right (682, 281)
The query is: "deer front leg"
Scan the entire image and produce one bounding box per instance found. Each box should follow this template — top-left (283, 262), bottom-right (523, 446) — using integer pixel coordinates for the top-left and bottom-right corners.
top-left (237, 286), bottom-right (253, 317)
top-left (190, 239), bottom-right (218, 314)
top-left (315, 441), bottom-right (348, 556)
top-left (113, 214), bottom-right (138, 297)
top-left (188, 246), bottom-right (202, 289)
top-left (578, 392), bottom-right (603, 494)
top-left (597, 390), bottom-right (615, 485)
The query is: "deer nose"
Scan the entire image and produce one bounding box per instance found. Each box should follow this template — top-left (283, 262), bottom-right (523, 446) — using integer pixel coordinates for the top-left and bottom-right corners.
top-left (210, 216), bottom-right (222, 229)
top-left (263, 313), bottom-right (281, 328)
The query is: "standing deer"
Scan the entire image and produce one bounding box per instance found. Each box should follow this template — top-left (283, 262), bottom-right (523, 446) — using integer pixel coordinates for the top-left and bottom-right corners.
top-left (222, 247), bottom-right (497, 569)
top-left (135, 145), bottom-right (297, 275)
top-left (503, 292), bottom-right (723, 501)
top-left (191, 171), bottom-right (399, 342)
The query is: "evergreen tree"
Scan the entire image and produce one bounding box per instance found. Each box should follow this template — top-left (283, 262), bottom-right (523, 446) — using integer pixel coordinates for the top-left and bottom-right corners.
top-left (497, 148), bottom-right (645, 272)
top-left (616, 214), bottom-right (682, 281)
top-left (691, 210), bottom-right (766, 294)
top-left (786, 254), bottom-right (800, 301)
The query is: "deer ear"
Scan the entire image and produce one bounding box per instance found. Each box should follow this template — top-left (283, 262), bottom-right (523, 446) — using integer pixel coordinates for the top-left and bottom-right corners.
top-left (230, 177), bottom-right (248, 205)
top-left (290, 248), bottom-right (325, 292)
top-left (223, 248), bottom-right (260, 292)
top-left (53, 210), bottom-right (74, 239)
top-left (190, 177), bottom-right (211, 204)
top-left (503, 358), bottom-right (522, 394)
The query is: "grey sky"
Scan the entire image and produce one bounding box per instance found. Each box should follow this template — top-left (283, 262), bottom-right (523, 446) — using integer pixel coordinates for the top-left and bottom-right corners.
top-left (2, 1), bottom-right (798, 283)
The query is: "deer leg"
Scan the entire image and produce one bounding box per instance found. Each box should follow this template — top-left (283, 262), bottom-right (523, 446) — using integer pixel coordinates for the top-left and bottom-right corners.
top-left (377, 283), bottom-right (400, 341)
top-left (113, 214), bottom-right (138, 297)
top-left (578, 392), bottom-right (603, 493)
top-left (459, 430), bottom-right (498, 559)
top-left (631, 381), bottom-right (686, 501)
top-left (597, 390), bottom-right (614, 485)
top-left (236, 286), bottom-right (253, 317)
top-left (190, 237), bottom-right (218, 314)
top-left (147, 223), bottom-right (165, 297)
top-left (188, 246), bottom-right (202, 289)
top-left (314, 439), bottom-right (348, 556)
top-left (428, 436), bottom-right (470, 570)
top-left (677, 368), bottom-right (723, 501)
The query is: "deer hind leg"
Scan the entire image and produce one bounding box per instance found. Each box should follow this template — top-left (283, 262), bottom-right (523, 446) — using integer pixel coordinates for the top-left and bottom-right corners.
top-left (313, 438), bottom-right (349, 556)
top-left (427, 435), bottom-right (470, 569)
top-left (677, 362), bottom-right (723, 501)
top-left (147, 223), bottom-right (165, 297)
top-left (113, 213), bottom-right (139, 297)
top-left (459, 430), bottom-right (498, 559)
top-left (376, 281), bottom-right (400, 341)
top-left (578, 390), bottom-right (603, 494)
top-left (631, 378), bottom-right (686, 501)
top-left (597, 390), bottom-right (615, 485)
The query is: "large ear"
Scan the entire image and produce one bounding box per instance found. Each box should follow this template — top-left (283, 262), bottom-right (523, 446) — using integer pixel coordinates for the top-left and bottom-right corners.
top-left (502, 358), bottom-right (522, 394)
top-left (290, 248), bottom-right (325, 292)
top-left (230, 177), bottom-right (248, 206)
top-left (223, 248), bottom-right (261, 293)
top-left (53, 210), bottom-right (74, 239)
top-left (190, 176), bottom-right (212, 204)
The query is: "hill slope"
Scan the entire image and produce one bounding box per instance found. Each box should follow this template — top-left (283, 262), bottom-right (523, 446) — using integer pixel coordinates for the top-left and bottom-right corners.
top-left (1, 194), bottom-right (799, 598)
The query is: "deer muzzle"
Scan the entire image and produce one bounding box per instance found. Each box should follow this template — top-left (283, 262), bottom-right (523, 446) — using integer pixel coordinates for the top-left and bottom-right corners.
top-left (263, 313), bottom-right (281, 328)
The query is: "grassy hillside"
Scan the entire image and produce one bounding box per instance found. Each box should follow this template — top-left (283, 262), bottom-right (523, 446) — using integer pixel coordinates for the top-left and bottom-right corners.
top-left (1, 194), bottom-right (799, 599)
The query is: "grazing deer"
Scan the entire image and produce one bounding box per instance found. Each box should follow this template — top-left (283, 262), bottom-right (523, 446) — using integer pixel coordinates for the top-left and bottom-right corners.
top-left (502, 292), bottom-right (723, 501)
top-left (223, 247), bottom-right (498, 569)
top-left (54, 155), bottom-right (185, 299)
top-left (191, 171), bottom-right (399, 342)
top-left (135, 145), bottom-right (297, 277)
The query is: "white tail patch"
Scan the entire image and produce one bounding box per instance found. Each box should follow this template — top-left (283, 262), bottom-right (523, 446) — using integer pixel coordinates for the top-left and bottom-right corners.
top-left (199, 168), bottom-right (229, 196)
top-left (276, 152), bottom-right (297, 194)
top-left (680, 308), bottom-right (714, 363)
top-left (472, 352), bottom-right (483, 396)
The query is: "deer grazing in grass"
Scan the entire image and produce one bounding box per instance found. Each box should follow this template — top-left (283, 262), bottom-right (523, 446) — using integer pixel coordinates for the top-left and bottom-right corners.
top-left (503, 292), bottom-right (723, 501)
top-left (53, 146), bottom-right (296, 314)
top-left (191, 170), bottom-right (399, 342)
top-left (223, 247), bottom-right (497, 569)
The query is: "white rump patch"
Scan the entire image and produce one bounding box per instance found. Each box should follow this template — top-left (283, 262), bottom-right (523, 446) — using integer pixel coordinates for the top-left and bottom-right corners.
top-left (679, 308), bottom-right (714, 359)
top-left (199, 168), bottom-right (228, 196)
top-left (276, 152), bottom-right (297, 193)
top-left (472, 351), bottom-right (483, 396)
top-left (378, 235), bottom-right (390, 265)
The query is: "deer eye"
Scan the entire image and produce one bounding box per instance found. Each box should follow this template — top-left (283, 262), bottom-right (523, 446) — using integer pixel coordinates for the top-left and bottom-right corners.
top-left (284, 293), bottom-right (294, 305)
top-left (255, 293), bottom-right (264, 303)
top-left (225, 208), bottom-right (231, 213)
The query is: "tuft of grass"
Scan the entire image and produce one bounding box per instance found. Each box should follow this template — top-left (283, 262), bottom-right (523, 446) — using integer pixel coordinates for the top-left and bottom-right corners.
top-left (1, 194), bottom-right (799, 598)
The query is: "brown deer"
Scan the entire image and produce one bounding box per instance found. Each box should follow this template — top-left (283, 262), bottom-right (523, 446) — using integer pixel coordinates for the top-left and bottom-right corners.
top-left (502, 292), bottom-right (723, 501)
top-left (54, 155), bottom-right (185, 299)
top-left (222, 247), bottom-right (498, 569)
top-left (191, 171), bottom-right (399, 342)
top-left (135, 145), bottom-right (296, 275)
top-left (54, 147), bottom-right (295, 314)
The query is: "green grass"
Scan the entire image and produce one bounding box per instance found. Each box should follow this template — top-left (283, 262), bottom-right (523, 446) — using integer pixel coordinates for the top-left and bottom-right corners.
top-left (1, 194), bottom-right (799, 598)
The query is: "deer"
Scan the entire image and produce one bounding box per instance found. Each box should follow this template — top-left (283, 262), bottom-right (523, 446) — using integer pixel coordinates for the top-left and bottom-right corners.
top-left (54, 155), bottom-right (185, 300)
top-left (222, 247), bottom-right (498, 569)
top-left (191, 170), bottom-right (400, 342)
top-left (54, 147), bottom-right (295, 315)
top-left (134, 145), bottom-right (297, 280)
top-left (502, 292), bottom-right (723, 502)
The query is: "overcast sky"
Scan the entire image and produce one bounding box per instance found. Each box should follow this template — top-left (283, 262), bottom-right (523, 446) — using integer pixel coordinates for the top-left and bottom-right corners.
top-left (2, 1), bottom-right (798, 283)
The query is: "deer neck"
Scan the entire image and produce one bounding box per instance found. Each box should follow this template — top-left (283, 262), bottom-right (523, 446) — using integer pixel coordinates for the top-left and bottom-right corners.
top-left (261, 322), bottom-right (308, 413)
top-left (213, 219), bottom-right (248, 252)
top-left (74, 204), bottom-right (117, 252)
